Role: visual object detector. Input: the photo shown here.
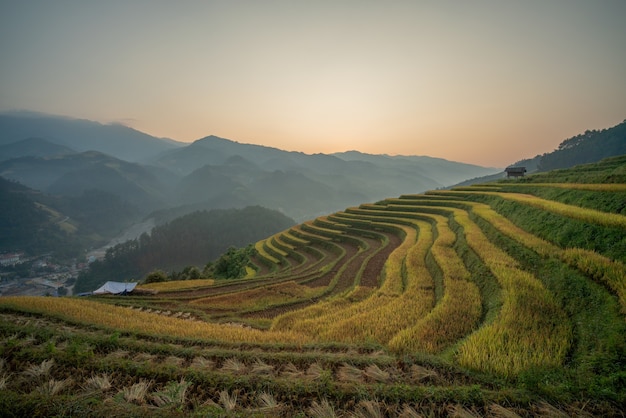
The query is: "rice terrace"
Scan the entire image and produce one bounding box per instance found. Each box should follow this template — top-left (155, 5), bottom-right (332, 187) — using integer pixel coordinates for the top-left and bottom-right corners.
top-left (1, 156), bottom-right (625, 417)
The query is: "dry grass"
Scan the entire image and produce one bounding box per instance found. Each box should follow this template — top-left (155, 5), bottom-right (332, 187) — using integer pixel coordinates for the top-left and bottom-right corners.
top-left (219, 389), bottom-right (238, 411)
top-left (398, 404), bottom-right (426, 418)
top-left (351, 399), bottom-right (384, 418)
top-left (500, 182), bottom-right (626, 192)
top-left (250, 358), bottom-right (274, 375)
top-left (35, 378), bottom-right (72, 396)
top-left (23, 359), bottom-right (54, 380)
top-left (281, 362), bottom-right (304, 379)
top-left (122, 379), bottom-right (151, 405)
top-left (0, 359), bottom-right (8, 390)
top-left (488, 403), bottom-right (522, 418)
top-left (189, 356), bottom-right (215, 370)
top-left (309, 398), bottom-right (338, 418)
top-left (364, 364), bottom-right (391, 383)
top-left (533, 401), bottom-right (570, 418)
top-left (151, 378), bottom-right (191, 408)
top-left (255, 240), bottom-right (281, 265)
top-left (132, 352), bottom-right (157, 363)
top-left (106, 349), bottom-right (129, 360)
top-left (497, 191), bottom-right (626, 229)
top-left (408, 364), bottom-right (439, 383)
top-left (0, 373), bottom-right (8, 390)
top-left (83, 373), bottom-right (112, 392)
top-left (447, 404), bottom-right (481, 417)
top-left (337, 363), bottom-right (364, 383)
top-left (306, 362), bottom-right (326, 380)
top-left (162, 355), bottom-right (185, 368)
top-left (220, 358), bottom-right (247, 374)
top-left (256, 391), bottom-right (281, 411)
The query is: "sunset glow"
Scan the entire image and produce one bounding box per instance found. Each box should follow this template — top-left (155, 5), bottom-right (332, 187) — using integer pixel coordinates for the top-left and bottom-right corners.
top-left (1, 1), bottom-right (625, 167)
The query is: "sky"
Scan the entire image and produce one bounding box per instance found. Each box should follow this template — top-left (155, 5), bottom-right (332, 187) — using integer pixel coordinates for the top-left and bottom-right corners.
top-left (1, 1), bottom-right (625, 167)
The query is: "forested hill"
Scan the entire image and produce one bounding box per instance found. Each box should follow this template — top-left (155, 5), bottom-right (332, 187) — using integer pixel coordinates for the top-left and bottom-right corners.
top-left (453, 119), bottom-right (626, 187)
top-left (537, 119), bottom-right (626, 171)
top-left (0, 112), bottom-right (180, 162)
top-left (74, 206), bottom-right (295, 293)
top-left (520, 154), bottom-right (626, 184)
top-left (0, 176), bottom-right (140, 258)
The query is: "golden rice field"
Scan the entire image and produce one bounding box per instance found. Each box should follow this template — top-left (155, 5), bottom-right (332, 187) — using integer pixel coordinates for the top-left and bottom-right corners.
top-left (0, 296), bottom-right (309, 345)
top-left (138, 278), bottom-right (216, 291)
top-left (1, 157), bottom-right (625, 416)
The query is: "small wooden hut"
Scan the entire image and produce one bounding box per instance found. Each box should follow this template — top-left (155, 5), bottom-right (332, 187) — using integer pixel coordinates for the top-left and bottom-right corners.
top-left (505, 167), bottom-right (527, 178)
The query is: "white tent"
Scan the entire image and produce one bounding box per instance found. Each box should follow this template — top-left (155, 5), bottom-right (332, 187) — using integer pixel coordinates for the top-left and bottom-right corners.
top-left (92, 281), bottom-right (137, 295)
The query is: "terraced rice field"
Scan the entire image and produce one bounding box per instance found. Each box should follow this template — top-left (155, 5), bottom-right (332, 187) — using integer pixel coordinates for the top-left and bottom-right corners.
top-left (1, 156), bottom-right (625, 416)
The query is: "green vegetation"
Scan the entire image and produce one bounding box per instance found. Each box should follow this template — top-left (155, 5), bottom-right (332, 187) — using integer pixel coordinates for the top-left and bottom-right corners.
top-left (536, 121), bottom-right (626, 172)
top-left (1, 155), bottom-right (625, 416)
top-left (0, 177), bottom-right (98, 259)
top-left (75, 206), bottom-right (294, 293)
top-left (205, 245), bottom-right (257, 280)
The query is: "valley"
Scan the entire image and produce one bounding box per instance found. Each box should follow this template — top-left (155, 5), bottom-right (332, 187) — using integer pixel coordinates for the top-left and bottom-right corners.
top-left (2, 2), bottom-right (625, 415)
top-left (1, 156), bottom-right (625, 416)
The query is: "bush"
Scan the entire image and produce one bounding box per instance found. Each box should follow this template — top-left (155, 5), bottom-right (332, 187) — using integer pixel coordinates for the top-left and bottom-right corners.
top-left (206, 245), bottom-right (256, 279)
top-left (144, 270), bottom-right (168, 284)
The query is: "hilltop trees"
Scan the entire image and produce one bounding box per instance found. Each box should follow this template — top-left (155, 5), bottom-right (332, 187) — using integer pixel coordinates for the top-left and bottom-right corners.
top-left (205, 245), bottom-right (255, 279)
top-left (142, 246), bottom-right (255, 284)
top-left (75, 206), bottom-right (294, 293)
top-left (537, 119), bottom-right (626, 171)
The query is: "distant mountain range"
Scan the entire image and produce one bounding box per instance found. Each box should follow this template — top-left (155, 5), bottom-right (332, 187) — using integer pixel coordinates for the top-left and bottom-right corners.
top-left (0, 111), bottom-right (180, 162)
top-left (3, 111), bottom-right (624, 261)
top-left (0, 175), bottom-right (139, 258)
top-left (0, 112), bottom-right (500, 226)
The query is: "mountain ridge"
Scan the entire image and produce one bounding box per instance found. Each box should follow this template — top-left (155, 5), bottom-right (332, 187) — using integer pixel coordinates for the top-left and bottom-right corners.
top-left (0, 137), bottom-right (75, 161)
top-left (0, 111), bottom-right (182, 162)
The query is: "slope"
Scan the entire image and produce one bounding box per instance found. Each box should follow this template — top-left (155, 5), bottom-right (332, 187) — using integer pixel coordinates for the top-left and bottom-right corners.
top-left (452, 118), bottom-right (626, 187)
top-left (0, 137), bottom-right (75, 161)
top-left (0, 111), bottom-right (181, 162)
top-left (156, 135), bottom-right (499, 221)
top-left (0, 151), bottom-right (174, 212)
top-left (1, 156), bottom-right (624, 416)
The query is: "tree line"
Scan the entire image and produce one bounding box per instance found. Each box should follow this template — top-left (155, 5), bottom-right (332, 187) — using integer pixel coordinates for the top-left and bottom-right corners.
top-left (74, 206), bottom-right (294, 293)
top-left (537, 119), bottom-right (626, 172)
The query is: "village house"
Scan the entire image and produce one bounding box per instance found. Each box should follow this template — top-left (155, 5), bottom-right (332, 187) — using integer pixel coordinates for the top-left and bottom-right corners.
top-left (0, 253), bottom-right (22, 266)
top-left (505, 167), bottom-right (527, 178)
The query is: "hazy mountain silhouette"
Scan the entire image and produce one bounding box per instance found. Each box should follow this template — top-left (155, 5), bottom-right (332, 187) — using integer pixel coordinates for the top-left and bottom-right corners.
top-left (154, 135), bottom-right (499, 220)
top-left (0, 151), bottom-right (174, 210)
top-left (0, 176), bottom-right (139, 256)
top-left (6, 112), bottom-right (625, 266)
top-left (0, 137), bottom-right (75, 161)
top-left (0, 111), bottom-right (181, 162)
top-left (177, 165), bottom-right (244, 205)
top-left (0, 113), bottom-right (501, 230)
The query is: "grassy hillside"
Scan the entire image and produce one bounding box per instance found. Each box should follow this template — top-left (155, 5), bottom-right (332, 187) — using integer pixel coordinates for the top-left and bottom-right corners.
top-left (1, 156), bottom-right (625, 416)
